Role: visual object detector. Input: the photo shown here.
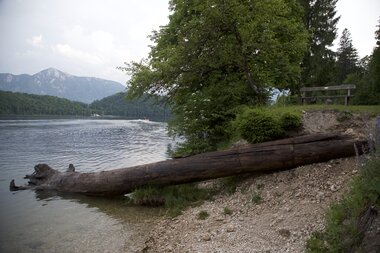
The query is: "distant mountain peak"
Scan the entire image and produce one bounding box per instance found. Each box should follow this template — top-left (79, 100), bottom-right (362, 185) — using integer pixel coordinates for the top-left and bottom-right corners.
top-left (0, 68), bottom-right (125, 103)
top-left (33, 68), bottom-right (70, 81)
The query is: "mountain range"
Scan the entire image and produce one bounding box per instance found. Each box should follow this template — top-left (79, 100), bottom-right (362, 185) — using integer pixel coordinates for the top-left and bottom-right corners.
top-left (0, 68), bottom-right (125, 103)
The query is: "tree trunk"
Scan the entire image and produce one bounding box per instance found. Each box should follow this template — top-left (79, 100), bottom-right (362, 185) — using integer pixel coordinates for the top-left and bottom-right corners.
top-left (11, 134), bottom-right (366, 196)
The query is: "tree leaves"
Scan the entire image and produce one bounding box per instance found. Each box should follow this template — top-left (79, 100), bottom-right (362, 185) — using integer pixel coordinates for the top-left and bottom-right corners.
top-left (124, 0), bottom-right (308, 154)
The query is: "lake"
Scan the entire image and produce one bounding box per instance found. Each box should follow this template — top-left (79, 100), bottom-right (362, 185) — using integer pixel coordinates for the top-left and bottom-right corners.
top-left (0, 119), bottom-right (174, 252)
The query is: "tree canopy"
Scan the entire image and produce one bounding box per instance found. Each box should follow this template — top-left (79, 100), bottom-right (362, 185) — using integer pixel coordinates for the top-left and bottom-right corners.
top-left (336, 28), bottom-right (359, 85)
top-left (299, 0), bottom-right (340, 87)
top-left (353, 18), bottom-right (380, 104)
top-left (124, 0), bottom-right (308, 154)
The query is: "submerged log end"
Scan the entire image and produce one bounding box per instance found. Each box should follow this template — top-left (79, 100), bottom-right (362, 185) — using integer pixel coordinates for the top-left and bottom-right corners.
top-left (10, 179), bottom-right (19, 191)
top-left (25, 164), bottom-right (59, 186)
top-left (67, 164), bottom-right (75, 172)
top-left (10, 164), bottom-right (60, 192)
top-left (9, 179), bottom-right (28, 191)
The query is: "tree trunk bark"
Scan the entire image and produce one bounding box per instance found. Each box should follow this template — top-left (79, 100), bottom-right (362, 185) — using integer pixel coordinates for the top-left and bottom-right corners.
top-left (11, 134), bottom-right (366, 196)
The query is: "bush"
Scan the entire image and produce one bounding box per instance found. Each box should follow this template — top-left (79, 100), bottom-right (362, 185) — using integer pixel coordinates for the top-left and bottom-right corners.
top-left (233, 108), bottom-right (284, 144)
top-left (219, 176), bottom-right (245, 195)
top-left (197, 210), bottom-right (209, 220)
top-left (280, 112), bottom-right (302, 130)
top-left (306, 154), bottom-right (380, 252)
top-left (223, 207), bottom-right (233, 215)
top-left (336, 110), bottom-right (353, 122)
top-left (131, 183), bottom-right (214, 217)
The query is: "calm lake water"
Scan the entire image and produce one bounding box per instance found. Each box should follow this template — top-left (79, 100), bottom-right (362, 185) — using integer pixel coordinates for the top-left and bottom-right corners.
top-left (0, 119), bottom-right (174, 252)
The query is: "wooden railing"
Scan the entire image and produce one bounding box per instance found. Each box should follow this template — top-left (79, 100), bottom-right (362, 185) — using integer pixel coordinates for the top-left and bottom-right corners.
top-left (300, 84), bottom-right (356, 106)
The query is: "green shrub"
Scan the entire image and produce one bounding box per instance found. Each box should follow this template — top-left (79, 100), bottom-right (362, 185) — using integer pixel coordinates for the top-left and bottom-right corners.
top-left (306, 154), bottom-right (380, 252)
top-left (223, 207), bottom-right (233, 215)
top-left (131, 183), bottom-right (214, 217)
top-left (197, 210), bottom-right (209, 220)
top-left (251, 191), bottom-right (263, 204)
top-left (219, 176), bottom-right (244, 194)
top-left (233, 108), bottom-right (284, 144)
top-left (336, 110), bottom-right (353, 122)
top-left (131, 186), bottom-right (166, 206)
top-left (280, 112), bottom-right (302, 130)
top-left (275, 94), bottom-right (300, 106)
top-left (251, 184), bottom-right (264, 204)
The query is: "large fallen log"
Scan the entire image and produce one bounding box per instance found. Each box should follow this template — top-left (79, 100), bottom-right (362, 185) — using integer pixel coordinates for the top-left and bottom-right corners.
top-left (10, 133), bottom-right (367, 196)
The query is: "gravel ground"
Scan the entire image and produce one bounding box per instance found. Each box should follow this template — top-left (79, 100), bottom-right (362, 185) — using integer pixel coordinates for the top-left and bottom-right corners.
top-left (141, 157), bottom-right (358, 253)
top-left (137, 110), bottom-right (377, 253)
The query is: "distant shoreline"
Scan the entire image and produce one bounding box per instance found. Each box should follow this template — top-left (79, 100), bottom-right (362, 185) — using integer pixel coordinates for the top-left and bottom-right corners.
top-left (0, 114), bottom-right (168, 122)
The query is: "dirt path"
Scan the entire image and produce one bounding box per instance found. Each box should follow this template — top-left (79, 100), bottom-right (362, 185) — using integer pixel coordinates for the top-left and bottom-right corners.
top-left (138, 110), bottom-right (377, 253)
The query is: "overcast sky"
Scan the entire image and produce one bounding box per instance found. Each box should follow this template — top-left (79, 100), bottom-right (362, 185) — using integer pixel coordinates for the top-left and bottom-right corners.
top-left (0, 0), bottom-right (379, 85)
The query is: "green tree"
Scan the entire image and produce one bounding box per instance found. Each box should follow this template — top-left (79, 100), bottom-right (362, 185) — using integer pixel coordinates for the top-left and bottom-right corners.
top-left (350, 19), bottom-right (380, 105)
top-left (369, 18), bottom-right (380, 93)
top-left (124, 0), bottom-right (307, 154)
top-left (336, 28), bottom-right (359, 85)
top-left (299, 0), bottom-right (340, 88)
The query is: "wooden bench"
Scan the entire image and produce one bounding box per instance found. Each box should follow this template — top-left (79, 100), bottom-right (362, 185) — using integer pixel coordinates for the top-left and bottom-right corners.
top-left (300, 84), bottom-right (356, 106)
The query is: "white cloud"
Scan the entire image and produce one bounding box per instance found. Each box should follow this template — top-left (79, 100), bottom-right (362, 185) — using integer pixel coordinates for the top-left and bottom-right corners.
top-left (0, 0), bottom-right (169, 83)
top-left (27, 34), bottom-right (44, 48)
top-left (53, 43), bottom-right (103, 65)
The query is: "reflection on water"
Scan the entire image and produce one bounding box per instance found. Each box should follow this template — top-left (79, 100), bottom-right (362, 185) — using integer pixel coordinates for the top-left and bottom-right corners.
top-left (0, 119), bottom-right (172, 253)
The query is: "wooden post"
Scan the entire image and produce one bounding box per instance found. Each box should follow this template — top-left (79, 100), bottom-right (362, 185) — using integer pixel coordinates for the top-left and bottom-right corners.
top-left (345, 88), bottom-right (351, 106)
top-left (301, 90), bottom-right (306, 105)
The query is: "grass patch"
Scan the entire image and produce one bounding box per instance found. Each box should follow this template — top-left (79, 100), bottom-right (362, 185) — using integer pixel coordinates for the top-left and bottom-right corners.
top-left (219, 176), bottom-right (245, 195)
top-left (131, 183), bottom-right (214, 217)
top-left (223, 206), bottom-right (233, 215)
top-left (306, 154), bottom-right (380, 252)
top-left (336, 110), bottom-right (354, 122)
top-left (271, 104), bottom-right (380, 117)
top-left (197, 210), bottom-right (209, 220)
top-left (251, 183), bottom-right (264, 204)
top-left (251, 191), bottom-right (263, 204)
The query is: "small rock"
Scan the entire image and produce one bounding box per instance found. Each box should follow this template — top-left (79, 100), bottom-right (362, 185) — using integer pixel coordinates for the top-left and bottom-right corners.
top-left (226, 226), bottom-right (235, 232)
top-left (274, 189), bottom-right (283, 197)
top-left (344, 128), bottom-right (354, 135)
top-left (201, 234), bottom-right (211, 241)
top-left (330, 185), bottom-right (337, 192)
top-left (279, 228), bottom-right (291, 238)
top-left (317, 191), bottom-right (324, 196)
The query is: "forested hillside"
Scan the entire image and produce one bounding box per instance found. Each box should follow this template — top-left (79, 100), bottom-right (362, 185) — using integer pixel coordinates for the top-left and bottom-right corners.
top-left (0, 91), bottom-right (170, 120)
top-left (90, 92), bottom-right (170, 121)
top-left (0, 91), bottom-right (92, 116)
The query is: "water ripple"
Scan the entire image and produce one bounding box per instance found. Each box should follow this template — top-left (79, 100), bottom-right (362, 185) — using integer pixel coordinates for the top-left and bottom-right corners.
top-left (0, 119), bottom-right (173, 253)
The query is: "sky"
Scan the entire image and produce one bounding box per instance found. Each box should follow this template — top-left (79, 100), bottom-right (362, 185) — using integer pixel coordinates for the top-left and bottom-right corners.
top-left (0, 0), bottom-right (379, 85)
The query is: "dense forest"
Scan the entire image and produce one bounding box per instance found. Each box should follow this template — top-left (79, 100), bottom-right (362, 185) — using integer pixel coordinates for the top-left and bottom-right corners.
top-left (90, 92), bottom-right (170, 121)
top-left (0, 91), bottom-right (92, 116)
top-left (0, 91), bottom-right (170, 121)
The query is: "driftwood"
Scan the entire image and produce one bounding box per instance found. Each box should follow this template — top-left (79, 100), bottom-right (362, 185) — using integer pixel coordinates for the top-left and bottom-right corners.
top-left (10, 133), bottom-right (366, 196)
